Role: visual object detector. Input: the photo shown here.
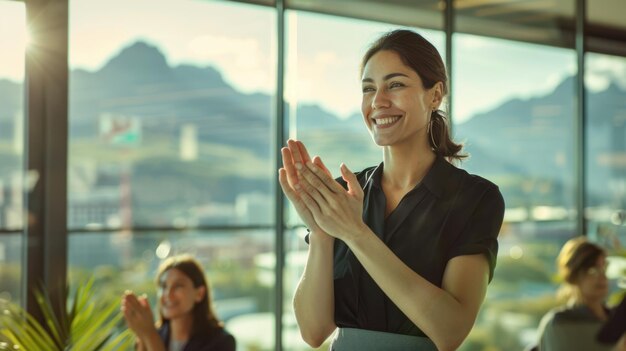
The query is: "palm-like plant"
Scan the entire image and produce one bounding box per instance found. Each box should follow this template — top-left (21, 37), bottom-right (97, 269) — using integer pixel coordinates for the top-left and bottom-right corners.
top-left (0, 278), bottom-right (134, 351)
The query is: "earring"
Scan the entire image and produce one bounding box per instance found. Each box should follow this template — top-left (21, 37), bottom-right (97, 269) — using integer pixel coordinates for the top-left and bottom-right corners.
top-left (429, 111), bottom-right (438, 150)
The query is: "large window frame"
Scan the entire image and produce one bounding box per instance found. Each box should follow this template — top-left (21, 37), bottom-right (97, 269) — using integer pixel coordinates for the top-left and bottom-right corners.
top-left (12, 0), bottom-right (625, 349)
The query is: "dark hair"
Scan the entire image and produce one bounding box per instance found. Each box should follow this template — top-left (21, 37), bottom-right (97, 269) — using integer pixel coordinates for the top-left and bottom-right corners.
top-left (361, 29), bottom-right (466, 161)
top-left (156, 254), bottom-right (223, 335)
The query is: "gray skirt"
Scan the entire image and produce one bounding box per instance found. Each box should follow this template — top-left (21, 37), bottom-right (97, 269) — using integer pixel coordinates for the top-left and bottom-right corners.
top-left (330, 328), bottom-right (437, 351)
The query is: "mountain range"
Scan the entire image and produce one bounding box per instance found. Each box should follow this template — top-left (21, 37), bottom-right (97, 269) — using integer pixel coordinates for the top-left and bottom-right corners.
top-left (0, 41), bottom-right (624, 218)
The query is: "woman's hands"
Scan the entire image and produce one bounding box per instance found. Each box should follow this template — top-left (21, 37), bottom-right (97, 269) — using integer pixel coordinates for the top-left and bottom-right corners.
top-left (279, 140), bottom-right (333, 240)
top-left (121, 291), bottom-right (157, 340)
top-left (279, 139), bottom-right (365, 242)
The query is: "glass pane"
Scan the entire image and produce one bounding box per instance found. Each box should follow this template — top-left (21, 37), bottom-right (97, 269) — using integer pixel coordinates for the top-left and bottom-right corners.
top-left (0, 234), bottom-right (22, 305)
top-left (585, 52), bottom-right (626, 255)
top-left (286, 0), bottom-right (443, 30)
top-left (0, 0), bottom-right (26, 305)
top-left (283, 228), bottom-right (323, 351)
top-left (0, 1), bottom-right (26, 231)
top-left (456, 0), bottom-right (576, 47)
top-left (454, 34), bottom-right (577, 350)
top-left (68, 0), bottom-right (276, 229)
top-left (69, 230), bottom-right (275, 350)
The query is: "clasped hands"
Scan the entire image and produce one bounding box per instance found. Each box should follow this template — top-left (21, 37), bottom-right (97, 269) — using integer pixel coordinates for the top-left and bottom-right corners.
top-left (278, 139), bottom-right (365, 242)
top-left (121, 291), bottom-right (157, 341)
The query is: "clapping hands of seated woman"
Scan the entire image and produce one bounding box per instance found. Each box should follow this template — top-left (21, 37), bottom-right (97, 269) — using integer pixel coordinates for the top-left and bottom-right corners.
top-left (121, 291), bottom-right (156, 339)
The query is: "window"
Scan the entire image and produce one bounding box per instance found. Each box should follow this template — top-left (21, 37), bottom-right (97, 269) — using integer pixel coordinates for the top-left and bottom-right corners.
top-left (0, 0), bottom-right (26, 305)
top-left (69, 0), bottom-right (276, 229)
top-left (453, 33), bottom-right (576, 350)
top-left (12, 1), bottom-right (626, 350)
top-left (68, 1), bottom-right (276, 349)
top-left (585, 53), bottom-right (626, 249)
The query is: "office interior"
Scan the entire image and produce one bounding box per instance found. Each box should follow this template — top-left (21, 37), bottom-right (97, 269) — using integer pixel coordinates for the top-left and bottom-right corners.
top-left (0, 0), bottom-right (625, 350)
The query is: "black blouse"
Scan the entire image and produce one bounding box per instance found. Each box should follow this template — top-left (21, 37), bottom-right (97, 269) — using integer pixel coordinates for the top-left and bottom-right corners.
top-left (158, 323), bottom-right (236, 351)
top-left (320, 156), bottom-right (505, 337)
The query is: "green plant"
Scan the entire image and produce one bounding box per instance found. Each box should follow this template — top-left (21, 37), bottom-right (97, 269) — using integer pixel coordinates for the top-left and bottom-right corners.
top-left (0, 278), bottom-right (134, 351)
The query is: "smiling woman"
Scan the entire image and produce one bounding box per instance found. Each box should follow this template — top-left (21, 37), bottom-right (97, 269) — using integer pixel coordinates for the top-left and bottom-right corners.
top-left (280, 29), bottom-right (505, 351)
top-left (121, 254), bottom-right (236, 351)
top-left (359, 31), bottom-right (463, 162)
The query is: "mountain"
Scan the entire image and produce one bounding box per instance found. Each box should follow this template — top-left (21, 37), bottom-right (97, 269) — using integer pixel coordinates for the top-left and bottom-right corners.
top-left (457, 76), bottom-right (576, 179)
top-left (65, 41), bottom-right (366, 157)
top-left (1, 41), bottom-right (624, 215)
top-left (457, 75), bottom-right (626, 207)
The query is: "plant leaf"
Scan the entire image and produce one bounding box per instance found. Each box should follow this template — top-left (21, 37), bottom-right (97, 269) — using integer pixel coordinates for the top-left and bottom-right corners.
top-left (0, 302), bottom-right (58, 351)
top-left (34, 288), bottom-right (65, 348)
top-left (1, 277), bottom-right (130, 351)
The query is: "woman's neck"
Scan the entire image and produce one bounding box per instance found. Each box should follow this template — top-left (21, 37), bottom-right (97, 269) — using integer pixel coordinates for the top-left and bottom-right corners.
top-left (169, 315), bottom-right (194, 341)
top-left (382, 142), bottom-right (436, 190)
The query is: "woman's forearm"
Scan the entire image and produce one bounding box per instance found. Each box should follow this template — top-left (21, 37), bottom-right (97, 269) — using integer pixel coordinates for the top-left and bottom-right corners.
top-left (293, 231), bottom-right (337, 347)
top-left (137, 330), bottom-right (166, 351)
top-left (345, 225), bottom-right (487, 351)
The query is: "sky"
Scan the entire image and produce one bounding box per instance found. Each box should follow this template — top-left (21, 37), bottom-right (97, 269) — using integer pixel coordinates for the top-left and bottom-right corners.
top-left (1, 0), bottom-right (625, 123)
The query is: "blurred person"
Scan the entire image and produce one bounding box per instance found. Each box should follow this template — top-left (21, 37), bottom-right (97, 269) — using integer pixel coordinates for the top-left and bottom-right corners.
top-left (279, 29), bottom-right (505, 351)
top-left (536, 237), bottom-right (615, 351)
top-left (121, 254), bottom-right (235, 351)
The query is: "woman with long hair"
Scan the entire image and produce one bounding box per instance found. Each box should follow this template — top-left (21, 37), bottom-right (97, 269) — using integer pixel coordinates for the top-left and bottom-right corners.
top-left (121, 254), bottom-right (235, 351)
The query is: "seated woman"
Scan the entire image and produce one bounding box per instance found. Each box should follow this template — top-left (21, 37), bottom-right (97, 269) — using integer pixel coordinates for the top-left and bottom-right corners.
top-left (121, 254), bottom-right (235, 351)
top-left (536, 237), bottom-right (613, 351)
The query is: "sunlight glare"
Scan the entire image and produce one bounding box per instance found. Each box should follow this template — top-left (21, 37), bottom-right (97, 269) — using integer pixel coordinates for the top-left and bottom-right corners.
top-left (24, 26), bottom-right (33, 51)
top-left (0, 2), bottom-right (27, 81)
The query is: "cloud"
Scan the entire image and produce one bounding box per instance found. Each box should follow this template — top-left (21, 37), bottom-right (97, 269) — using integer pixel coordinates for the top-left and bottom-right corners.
top-left (586, 55), bottom-right (626, 91)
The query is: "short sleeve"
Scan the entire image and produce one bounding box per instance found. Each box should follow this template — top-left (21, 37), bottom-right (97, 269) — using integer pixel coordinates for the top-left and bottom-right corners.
top-left (446, 184), bottom-right (505, 282)
top-left (537, 311), bottom-right (556, 351)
